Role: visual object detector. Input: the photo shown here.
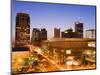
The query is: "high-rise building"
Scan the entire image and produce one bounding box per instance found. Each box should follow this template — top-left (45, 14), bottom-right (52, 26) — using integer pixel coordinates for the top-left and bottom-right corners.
top-left (86, 29), bottom-right (96, 38)
top-left (54, 28), bottom-right (60, 38)
top-left (31, 28), bottom-right (47, 42)
top-left (75, 22), bottom-right (83, 38)
top-left (31, 28), bottom-right (41, 42)
top-left (61, 21), bottom-right (84, 38)
top-left (15, 12), bottom-right (30, 46)
top-left (40, 28), bottom-right (47, 40)
top-left (61, 28), bottom-right (82, 38)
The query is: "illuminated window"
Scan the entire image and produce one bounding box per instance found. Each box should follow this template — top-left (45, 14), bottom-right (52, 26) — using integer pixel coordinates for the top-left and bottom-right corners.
top-left (66, 50), bottom-right (71, 54)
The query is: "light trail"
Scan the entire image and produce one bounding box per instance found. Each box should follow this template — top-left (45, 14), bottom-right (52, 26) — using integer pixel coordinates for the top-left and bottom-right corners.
top-left (27, 45), bottom-right (66, 70)
top-left (25, 45), bottom-right (96, 71)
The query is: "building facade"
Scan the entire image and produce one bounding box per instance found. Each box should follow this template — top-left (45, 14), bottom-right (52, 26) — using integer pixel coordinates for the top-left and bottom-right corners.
top-left (15, 12), bottom-right (30, 46)
top-left (86, 29), bottom-right (96, 39)
top-left (31, 28), bottom-right (41, 42)
top-left (40, 28), bottom-right (47, 40)
top-left (75, 22), bottom-right (83, 38)
top-left (61, 28), bottom-right (82, 38)
top-left (61, 22), bottom-right (83, 38)
top-left (54, 28), bottom-right (60, 38)
top-left (61, 31), bottom-right (82, 38)
top-left (42, 38), bottom-right (96, 65)
top-left (31, 28), bottom-right (47, 42)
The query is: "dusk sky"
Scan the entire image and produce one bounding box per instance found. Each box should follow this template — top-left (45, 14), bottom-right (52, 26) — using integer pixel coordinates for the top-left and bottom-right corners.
top-left (12, 0), bottom-right (96, 40)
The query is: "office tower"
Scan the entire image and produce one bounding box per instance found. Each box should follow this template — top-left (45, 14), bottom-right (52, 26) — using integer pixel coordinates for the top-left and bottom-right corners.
top-left (40, 28), bottom-right (47, 40)
top-left (31, 28), bottom-right (41, 42)
top-left (75, 21), bottom-right (83, 38)
top-left (61, 28), bottom-right (79, 38)
top-left (15, 12), bottom-right (30, 46)
top-left (86, 29), bottom-right (96, 38)
top-left (54, 28), bottom-right (60, 38)
top-left (61, 28), bottom-right (83, 38)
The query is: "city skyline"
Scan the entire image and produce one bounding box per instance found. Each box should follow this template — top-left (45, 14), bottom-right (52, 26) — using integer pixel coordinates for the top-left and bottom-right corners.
top-left (12, 1), bottom-right (96, 73)
top-left (12, 1), bottom-right (96, 41)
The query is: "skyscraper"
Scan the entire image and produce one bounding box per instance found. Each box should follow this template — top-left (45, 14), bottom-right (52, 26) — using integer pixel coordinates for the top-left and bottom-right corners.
top-left (31, 28), bottom-right (41, 42)
top-left (75, 22), bottom-right (83, 38)
top-left (15, 12), bottom-right (30, 46)
top-left (61, 21), bottom-right (84, 38)
top-left (61, 28), bottom-right (82, 38)
top-left (40, 28), bottom-right (47, 40)
top-left (54, 28), bottom-right (60, 38)
top-left (31, 28), bottom-right (47, 43)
